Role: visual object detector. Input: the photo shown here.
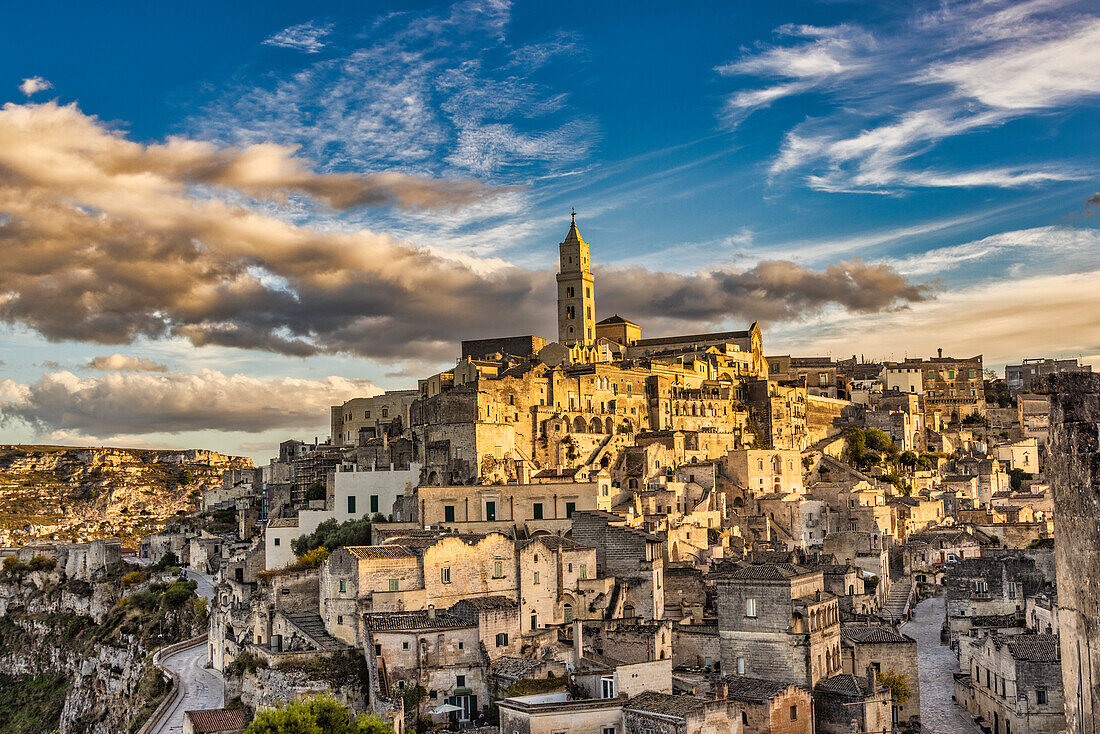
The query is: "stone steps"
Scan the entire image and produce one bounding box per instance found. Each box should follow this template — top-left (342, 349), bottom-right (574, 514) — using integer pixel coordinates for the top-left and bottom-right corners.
top-left (284, 611), bottom-right (348, 651)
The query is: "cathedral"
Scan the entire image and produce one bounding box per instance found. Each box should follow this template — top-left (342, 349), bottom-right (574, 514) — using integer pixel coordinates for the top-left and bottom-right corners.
top-left (331, 216), bottom-right (790, 487)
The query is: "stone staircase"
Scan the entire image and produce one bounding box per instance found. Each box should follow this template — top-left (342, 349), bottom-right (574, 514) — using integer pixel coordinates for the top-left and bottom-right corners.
top-left (881, 576), bottom-right (914, 623)
top-left (283, 612), bottom-right (349, 651)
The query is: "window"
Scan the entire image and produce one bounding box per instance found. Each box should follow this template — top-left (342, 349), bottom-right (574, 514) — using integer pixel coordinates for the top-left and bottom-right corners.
top-left (533, 502), bottom-right (543, 520)
top-left (274, 537), bottom-right (281, 546)
top-left (441, 567), bottom-right (451, 584)
top-left (458, 642), bottom-right (464, 650)
top-left (485, 501), bottom-right (496, 521)
top-left (339, 579), bottom-right (346, 593)
top-left (741, 712), bottom-right (748, 725)
top-left (604, 728), bottom-right (616, 734)
top-left (388, 579), bottom-right (399, 591)
top-left (370, 495), bottom-right (379, 513)
top-left (566, 502), bottom-right (576, 518)
top-left (337, 615), bottom-right (343, 625)
top-left (564, 604), bottom-right (574, 623)
top-left (444, 505), bottom-right (455, 522)
top-left (601, 676), bottom-right (616, 698)
top-left (969, 370), bottom-right (976, 379)
top-left (746, 598), bottom-right (757, 617)
top-left (580, 564), bottom-right (588, 579)
top-left (456, 675), bottom-right (465, 687)
top-left (533, 571), bottom-right (540, 585)
top-left (402, 641), bottom-right (410, 650)
top-left (737, 657), bottom-right (745, 675)
top-left (365, 410), bottom-right (371, 418)
top-left (381, 408), bottom-right (388, 418)
top-left (347, 495), bottom-right (356, 514)
top-left (1037, 689), bottom-right (1048, 705)
top-left (496, 633), bottom-right (509, 647)
top-left (790, 705), bottom-right (798, 721)
top-left (492, 561), bottom-right (504, 578)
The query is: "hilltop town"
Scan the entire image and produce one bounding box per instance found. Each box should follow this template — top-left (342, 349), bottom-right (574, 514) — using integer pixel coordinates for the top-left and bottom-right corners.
top-left (3, 218), bottom-right (1098, 734)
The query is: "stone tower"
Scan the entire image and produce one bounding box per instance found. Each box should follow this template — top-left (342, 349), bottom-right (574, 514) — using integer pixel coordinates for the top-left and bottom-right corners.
top-left (556, 214), bottom-right (595, 346)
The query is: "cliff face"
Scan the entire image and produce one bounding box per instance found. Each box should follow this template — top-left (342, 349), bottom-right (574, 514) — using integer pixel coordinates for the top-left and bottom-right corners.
top-left (0, 445), bottom-right (253, 546)
top-left (0, 567), bottom-right (207, 733)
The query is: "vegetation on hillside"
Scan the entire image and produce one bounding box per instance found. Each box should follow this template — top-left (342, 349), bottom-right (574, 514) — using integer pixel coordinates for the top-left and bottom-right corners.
top-left (0, 673), bottom-right (70, 734)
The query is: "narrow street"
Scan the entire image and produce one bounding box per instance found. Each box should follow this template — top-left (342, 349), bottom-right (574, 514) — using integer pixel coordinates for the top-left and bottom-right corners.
top-left (149, 640), bottom-right (224, 734)
top-left (901, 594), bottom-right (980, 734)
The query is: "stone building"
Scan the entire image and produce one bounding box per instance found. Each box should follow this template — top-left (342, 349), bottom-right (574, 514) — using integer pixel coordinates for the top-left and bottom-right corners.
top-left (839, 625), bottom-right (920, 724)
top-left (886, 350), bottom-right (985, 429)
top-left (1044, 372), bottom-right (1100, 733)
top-left (572, 510), bottom-right (665, 620)
top-left (715, 564), bottom-right (841, 687)
top-left (720, 676), bottom-right (811, 734)
top-left (518, 535), bottom-right (597, 633)
top-left (330, 390), bottom-right (420, 447)
top-left (363, 608), bottom-right (487, 722)
top-left (497, 692), bottom-right (624, 734)
top-left (622, 692), bottom-right (741, 734)
top-left (956, 633), bottom-right (1065, 734)
top-left (813, 670), bottom-right (893, 734)
top-left (1006, 357), bottom-right (1092, 394)
top-left (416, 477), bottom-right (605, 533)
top-left (944, 555), bottom-right (1048, 644)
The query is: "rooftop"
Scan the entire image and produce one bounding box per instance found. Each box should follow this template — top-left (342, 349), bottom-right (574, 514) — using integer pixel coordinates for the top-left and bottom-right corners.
top-left (724, 675), bottom-right (799, 701)
top-left (1006, 634), bottom-right (1060, 662)
top-left (624, 692), bottom-right (705, 719)
top-left (841, 626), bottom-right (913, 645)
top-left (184, 709), bottom-right (250, 733)
top-left (361, 610), bottom-right (473, 631)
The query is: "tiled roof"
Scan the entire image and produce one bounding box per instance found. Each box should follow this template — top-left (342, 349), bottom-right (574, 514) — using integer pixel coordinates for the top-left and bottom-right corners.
top-left (523, 535), bottom-right (592, 552)
top-left (184, 709), bottom-right (250, 733)
top-left (346, 545), bottom-right (415, 559)
top-left (267, 518), bottom-right (298, 528)
top-left (624, 692), bottom-right (705, 718)
top-left (452, 595), bottom-right (518, 612)
top-left (724, 675), bottom-right (797, 701)
top-left (842, 626), bottom-right (913, 645)
top-left (362, 610), bottom-right (472, 631)
top-left (815, 674), bottom-right (876, 697)
top-left (728, 563), bottom-right (808, 581)
top-left (1007, 635), bottom-right (1060, 662)
top-left (491, 656), bottom-right (546, 679)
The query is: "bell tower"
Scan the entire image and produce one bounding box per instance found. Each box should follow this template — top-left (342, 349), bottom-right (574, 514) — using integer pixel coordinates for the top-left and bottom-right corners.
top-left (556, 210), bottom-right (595, 346)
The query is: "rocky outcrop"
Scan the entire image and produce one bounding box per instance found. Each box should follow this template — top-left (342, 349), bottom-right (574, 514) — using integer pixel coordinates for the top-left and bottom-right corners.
top-left (0, 568), bottom-right (207, 733)
top-left (0, 445), bottom-right (253, 545)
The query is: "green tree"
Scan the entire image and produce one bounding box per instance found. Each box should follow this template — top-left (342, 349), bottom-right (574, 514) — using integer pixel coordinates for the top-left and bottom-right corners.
top-left (305, 481), bottom-right (326, 502)
top-left (246, 697), bottom-right (393, 734)
top-left (291, 517), bottom-right (374, 556)
top-left (899, 451), bottom-right (918, 472)
top-left (864, 428), bottom-right (893, 453)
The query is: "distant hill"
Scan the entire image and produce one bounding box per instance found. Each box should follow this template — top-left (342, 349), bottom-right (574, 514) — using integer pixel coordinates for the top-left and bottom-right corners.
top-left (0, 445), bottom-right (253, 546)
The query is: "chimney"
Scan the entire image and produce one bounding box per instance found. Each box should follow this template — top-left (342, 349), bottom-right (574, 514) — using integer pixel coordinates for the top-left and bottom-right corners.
top-left (573, 619), bottom-right (583, 669)
top-left (427, 604), bottom-right (435, 620)
top-left (866, 665), bottom-right (876, 694)
top-left (937, 348), bottom-right (943, 359)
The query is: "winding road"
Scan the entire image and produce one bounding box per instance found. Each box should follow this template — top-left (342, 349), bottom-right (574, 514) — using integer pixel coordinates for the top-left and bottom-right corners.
top-left (149, 640), bottom-right (224, 734)
top-left (901, 594), bottom-right (980, 734)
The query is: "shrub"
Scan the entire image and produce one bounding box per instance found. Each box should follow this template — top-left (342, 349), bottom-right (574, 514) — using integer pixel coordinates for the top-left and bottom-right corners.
top-left (246, 696), bottom-right (392, 734)
top-left (121, 571), bottom-right (144, 588)
top-left (877, 669), bottom-right (912, 704)
top-left (291, 517), bottom-right (374, 556)
top-left (305, 481), bottom-right (326, 502)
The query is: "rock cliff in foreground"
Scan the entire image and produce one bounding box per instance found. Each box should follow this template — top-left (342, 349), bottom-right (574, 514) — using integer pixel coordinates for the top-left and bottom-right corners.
top-left (0, 445), bottom-right (253, 546)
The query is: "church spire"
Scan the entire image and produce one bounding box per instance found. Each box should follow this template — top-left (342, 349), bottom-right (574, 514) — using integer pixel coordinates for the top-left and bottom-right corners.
top-left (556, 211), bottom-right (595, 346)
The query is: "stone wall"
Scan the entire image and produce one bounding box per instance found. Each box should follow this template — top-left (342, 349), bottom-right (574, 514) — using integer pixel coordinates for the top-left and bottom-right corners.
top-left (1044, 372), bottom-right (1100, 733)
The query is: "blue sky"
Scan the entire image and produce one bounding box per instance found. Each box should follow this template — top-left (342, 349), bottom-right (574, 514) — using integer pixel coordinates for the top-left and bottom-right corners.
top-left (1, 0), bottom-right (1099, 459)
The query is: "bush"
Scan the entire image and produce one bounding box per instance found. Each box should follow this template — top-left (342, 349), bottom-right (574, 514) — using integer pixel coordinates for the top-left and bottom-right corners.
top-left (121, 571), bottom-right (144, 588)
top-left (246, 696), bottom-right (392, 734)
top-left (151, 551), bottom-right (179, 571)
top-left (26, 555), bottom-right (55, 573)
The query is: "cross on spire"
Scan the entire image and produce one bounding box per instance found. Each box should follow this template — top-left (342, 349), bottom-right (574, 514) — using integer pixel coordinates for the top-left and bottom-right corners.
top-left (571, 207), bottom-right (576, 223)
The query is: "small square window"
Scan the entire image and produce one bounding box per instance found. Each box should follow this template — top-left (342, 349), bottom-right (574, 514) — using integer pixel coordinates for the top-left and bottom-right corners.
top-left (339, 579), bottom-right (346, 593)
top-left (456, 675), bottom-right (466, 687)
top-left (403, 641), bottom-right (410, 650)
top-left (274, 537), bottom-right (280, 546)
top-left (746, 598), bottom-right (757, 617)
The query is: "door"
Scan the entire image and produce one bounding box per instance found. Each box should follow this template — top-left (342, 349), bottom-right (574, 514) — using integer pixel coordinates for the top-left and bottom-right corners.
top-left (485, 501), bottom-right (496, 521)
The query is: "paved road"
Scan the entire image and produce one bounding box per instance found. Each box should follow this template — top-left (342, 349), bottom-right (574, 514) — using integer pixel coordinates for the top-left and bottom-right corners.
top-left (150, 640), bottom-right (224, 734)
top-left (902, 595), bottom-right (980, 734)
top-left (182, 568), bottom-right (216, 601)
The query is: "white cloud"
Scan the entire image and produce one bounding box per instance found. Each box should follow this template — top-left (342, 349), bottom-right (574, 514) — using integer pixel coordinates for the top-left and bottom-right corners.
top-left (19, 77), bottom-right (52, 96)
top-left (0, 368), bottom-right (379, 436)
top-left (888, 226), bottom-right (1100, 277)
top-left (725, 2), bottom-right (1100, 192)
top-left (924, 18), bottom-right (1100, 109)
top-left (87, 354), bottom-right (168, 372)
top-left (262, 21), bottom-right (334, 53)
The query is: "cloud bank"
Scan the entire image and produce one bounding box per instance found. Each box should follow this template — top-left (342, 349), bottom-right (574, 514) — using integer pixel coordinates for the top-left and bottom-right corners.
top-left (0, 102), bottom-right (929, 362)
top-left (0, 368), bottom-right (378, 437)
top-left (87, 354), bottom-right (168, 372)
